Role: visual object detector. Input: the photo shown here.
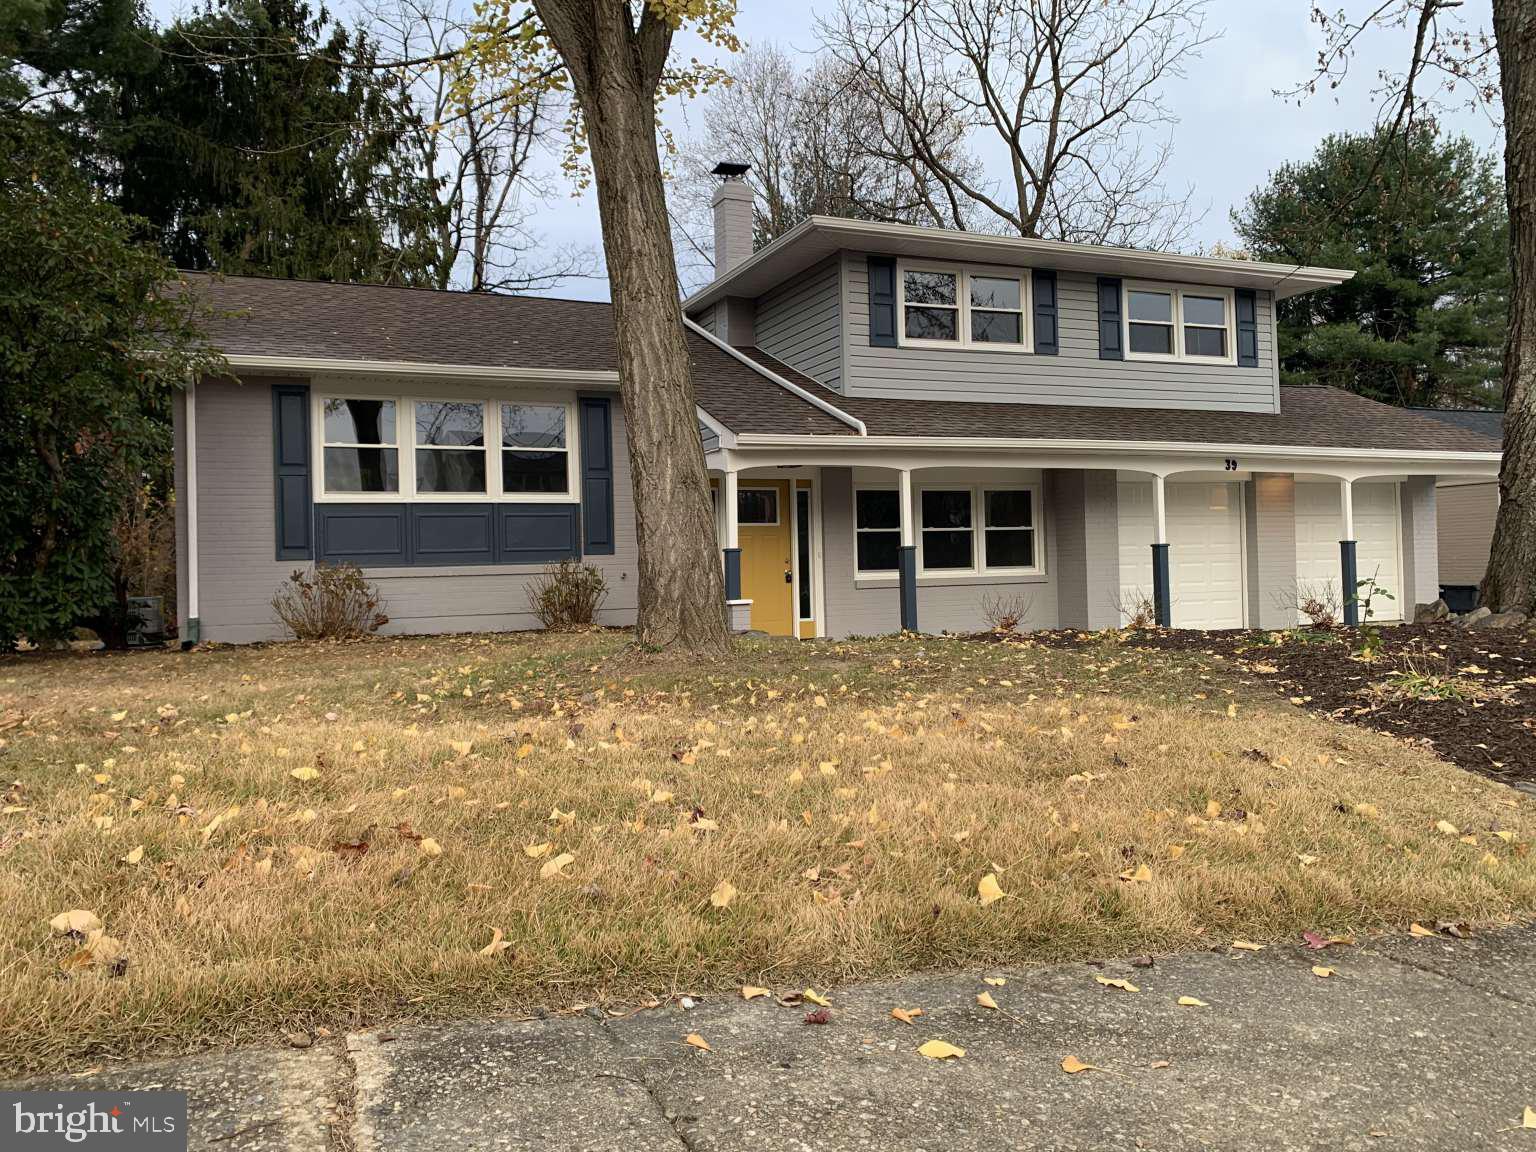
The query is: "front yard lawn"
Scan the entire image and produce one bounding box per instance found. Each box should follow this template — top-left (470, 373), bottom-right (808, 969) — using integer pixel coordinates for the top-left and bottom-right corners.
top-left (3, 629), bottom-right (1534, 1075)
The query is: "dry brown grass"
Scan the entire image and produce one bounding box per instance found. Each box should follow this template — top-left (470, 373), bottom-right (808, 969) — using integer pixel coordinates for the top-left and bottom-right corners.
top-left (2, 630), bottom-right (1534, 1075)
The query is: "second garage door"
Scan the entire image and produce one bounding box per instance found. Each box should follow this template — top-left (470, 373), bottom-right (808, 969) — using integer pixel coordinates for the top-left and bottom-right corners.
top-left (1119, 481), bottom-right (1245, 629)
top-left (1294, 482), bottom-right (1402, 622)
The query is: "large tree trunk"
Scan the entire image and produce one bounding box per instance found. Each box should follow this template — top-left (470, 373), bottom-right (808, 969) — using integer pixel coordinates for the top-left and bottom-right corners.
top-left (1484, 0), bottom-right (1536, 613)
top-left (532, 0), bottom-right (730, 653)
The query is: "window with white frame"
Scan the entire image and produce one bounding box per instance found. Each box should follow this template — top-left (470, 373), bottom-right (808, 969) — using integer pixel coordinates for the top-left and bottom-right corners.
top-left (323, 398), bottom-right (399, 493)
top-left (983, 489), bottom-right (1036, 570)
top-left (854, 488), bottom-right (900, 573)
top-left (500, 402), bottom-right (569, 494)
top-left (738, 488), bottom-right (779, 525)
top-left (920, 489), bottom-right (974, 571)
top-left (1125, 283), bottom-right (1234, 363)
top-left (900, 264), bottom-right (1028, 348)
top-left (415, 401), bottom-right (487, 493)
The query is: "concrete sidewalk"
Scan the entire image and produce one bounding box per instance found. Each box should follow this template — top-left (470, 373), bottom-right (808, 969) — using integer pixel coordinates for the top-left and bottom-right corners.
top-left (16, 928), bottom-right (1536, 1150)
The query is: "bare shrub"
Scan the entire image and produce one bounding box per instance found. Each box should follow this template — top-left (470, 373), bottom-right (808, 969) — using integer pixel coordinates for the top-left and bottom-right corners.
top-left (980, 591), bottom-right (1034, 633)
top-left (271, 564), bottom-right (388, 640)
top-left (526, 560), bottom-right (609, 630)
top-left (1282, 580), bottom-right (1340, 629)
top-left (1114, 589), bottom-right (1158, 630)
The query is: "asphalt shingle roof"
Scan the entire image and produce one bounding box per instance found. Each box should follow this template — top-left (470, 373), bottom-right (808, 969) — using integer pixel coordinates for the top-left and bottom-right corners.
top-left (1408, 407), bottom-right (1506, 442)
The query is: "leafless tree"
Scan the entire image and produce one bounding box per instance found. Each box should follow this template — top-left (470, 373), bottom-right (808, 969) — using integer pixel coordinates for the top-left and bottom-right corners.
top-left (670, 43), bottom-right (979, 285)
top-left (818, 0), bottom-right (1217, 250)
top-left (362, 0), bottom-right (596, 292)
top-left (1284, 0), bottom-right (1532, 615)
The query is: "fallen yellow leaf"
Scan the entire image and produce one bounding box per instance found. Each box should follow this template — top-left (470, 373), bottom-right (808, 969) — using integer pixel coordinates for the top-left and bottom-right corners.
top-left (1409, 922), bottom-right (1436, 938)
top-left (890, 1007), bottom-right (923, 1025)
top-left (289, 766), bottom-right (321, 782)
top-left (479, 927), bottom-right (512, 956)
top-left (449, 740), bottom-right (473, 758)
top-left (1231, 940), bottom-right (1266, 952)
top-left (1177, 996), bottom-right (1208, 1007)
top-left (1167, 843), bottom-right (1186, 860)
top-left (983, 976), bottom-right (1006, 987)
top-left (523, 842), bottom-right (552, 858)
top-left (976, 991), bottom-right (998, 1010)
top-left (419, 838), bottom-right (443, 857)
top-left (917, 1039), bottom-right (965, 1060)
top-left (1522, 1107), bottom-right (1536, 1130)
top-left (684, 1033), bottom-right (711, 1052)
top-left (977, 873), bottom-right (1007, 906)
top-left (49, 909), bottom-right (102, 935)
top-left (1311, 966), bottom-right (1335, 978)
top-left (539, 852), bottom-right (574, 879)
top-left (1118, 863), bottom-right (1153, 883)
top-left (1434, 819), bottom-right (1459, 836)
top-left (121, 845), bottom-right (145, 865)
top-left (1095, 976), bottom-right (1139, 993)
top-left (803, 988), bottom-right (831, 1007)
top-left (1353, 802), bottom-right (1381, 819)
top-left (741, 986), bottom-right (771, 1000)
top-left (1061, 1054), bottom-right (1103, 1074)
top-left (709, 879), bottom-right (737, 909)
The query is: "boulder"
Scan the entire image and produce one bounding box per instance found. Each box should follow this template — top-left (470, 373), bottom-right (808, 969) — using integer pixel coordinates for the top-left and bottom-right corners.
top-left (1413, 599), bottom-right (1450, 624)
top-left (1470, 610), bottom-right (1529, 631)
top-left (1456, 606), bottom-right (1492, 627)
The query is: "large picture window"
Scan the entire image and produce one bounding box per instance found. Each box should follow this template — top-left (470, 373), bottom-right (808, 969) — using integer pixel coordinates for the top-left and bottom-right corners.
top-left (899, 263), bottom-right (1028, 349)
top-left (501, 402), bottom-right (569, 494)
top-left (323, 398), bottom-right (399, 493)
top-left (854, 488), bottom-right (900, 573)
top-left (1124, 283), bottom-right (1235, 363)
top-left (316, 392), bottom-right (578, 501)
top-left (415, 401), bottom-right (486, 493)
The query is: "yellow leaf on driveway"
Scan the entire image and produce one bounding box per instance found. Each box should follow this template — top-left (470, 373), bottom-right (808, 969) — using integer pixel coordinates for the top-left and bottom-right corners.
top-left (803, 988), bottom-right (831, 1007)
top-left (1311, 966), bottom-right (1335, 978)
top-left (1231, 940), bottom-right (1266, 952)
top-left (918, 1040), bottom-right (965, 1060)
top-left (1094, 976), bottom-right (1139, 993)
top-left (741, 986), bottom-right (771, 1000)
top-left (1409, 922), bottom-right (1436, 938)
top-left (890, 1007), bottom-right (923, 1025)
top-left (983, 976), bottom-right (1006, 987)
top-left (976, 991), bottom-right (998, 1010)
top-left (1521, 1107), bottom-right (1536, 1130)
top-left (1177, 996), bottom-right (1208, 1007)
top-left (684, 1034), bottom-right (711, 1052)
top-left (1061, 1055), bottom-right (1103, 1074)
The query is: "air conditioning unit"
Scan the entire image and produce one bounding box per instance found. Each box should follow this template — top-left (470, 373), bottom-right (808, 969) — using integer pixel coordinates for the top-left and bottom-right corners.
top-left (125, 597), bottom-right (167, 648)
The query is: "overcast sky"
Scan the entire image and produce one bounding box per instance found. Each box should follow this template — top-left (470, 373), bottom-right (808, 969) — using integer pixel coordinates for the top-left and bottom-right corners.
top-left (147, 0), bottom-right (1503, 300)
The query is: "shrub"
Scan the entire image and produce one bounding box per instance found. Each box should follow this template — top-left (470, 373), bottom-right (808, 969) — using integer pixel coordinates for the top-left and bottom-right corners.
top-left (1290, 581), bottom-right (1340, 629)
top-left (271, 564), bottom-right (388, 640)
top-left (980, 591), bottom-right (1033, 633)
top-left (526, 560), bottom-right (609, 630)
top-left (1115, 589), bottom-right (1157, 630)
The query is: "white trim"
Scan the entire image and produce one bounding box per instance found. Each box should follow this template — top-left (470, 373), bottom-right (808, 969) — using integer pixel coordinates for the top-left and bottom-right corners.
top-left (683, 216), bottom-right (1355, 312)
top-left (917, 484), bottom-right (978, 575)
top-left (979, 485), bottom-right (1043, 575)
top-left (1123, 281), bottom-right (1236, 366)
top-left (226, 352), bottom-right (620, 386)
top-left (697, 406), bottom-right (738, 451)
top-left (853, 483), bottom-right (901, 576)
top-left (682, 316), bottom-right (868, 435)
top-left (897, 260), bottom-right (1032, 352)
top-left (497, 398), bottom-right (579, 502)
top-left (185, 377), bottom-right (198, 623)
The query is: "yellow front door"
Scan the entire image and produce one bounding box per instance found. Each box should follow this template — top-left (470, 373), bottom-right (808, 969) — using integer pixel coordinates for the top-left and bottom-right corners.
top-left (737, 481), bottom-right (794, 636)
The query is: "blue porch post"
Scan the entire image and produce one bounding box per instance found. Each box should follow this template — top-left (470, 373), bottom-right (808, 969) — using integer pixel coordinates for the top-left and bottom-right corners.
top-left (1151, 474), bottom-right (1171, 627)
top-left (723, 548), bottom-right (742, 600)
top-left (1339, 478), bottom-right (1359, 626)
top-left (898, 468), bottom-right (919, 632)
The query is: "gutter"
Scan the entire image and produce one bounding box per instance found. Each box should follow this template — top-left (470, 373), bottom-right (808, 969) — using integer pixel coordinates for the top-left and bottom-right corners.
top-left (683, 317), bottom-right (868, 436)
top-left (730, 431), bottom-right (1501, 464)
top-left (223, 353), bottom-right (621, 386)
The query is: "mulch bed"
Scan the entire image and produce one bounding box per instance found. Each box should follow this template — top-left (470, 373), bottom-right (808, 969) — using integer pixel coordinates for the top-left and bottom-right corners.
top-left (1020, 623), bottom-right (1536, 790)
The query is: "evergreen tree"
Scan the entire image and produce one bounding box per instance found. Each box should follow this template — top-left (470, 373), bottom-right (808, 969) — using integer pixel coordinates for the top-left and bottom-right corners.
top-left (1234, 126), bottom-right (1507, 409)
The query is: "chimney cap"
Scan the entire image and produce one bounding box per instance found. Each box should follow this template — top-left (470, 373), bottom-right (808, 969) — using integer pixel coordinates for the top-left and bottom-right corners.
top-left (711, 161), bottom-right (751, 180)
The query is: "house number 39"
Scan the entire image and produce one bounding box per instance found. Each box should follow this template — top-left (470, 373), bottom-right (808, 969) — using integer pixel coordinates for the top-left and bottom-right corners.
top-left (1223, 458), bottom-right (1239, 471)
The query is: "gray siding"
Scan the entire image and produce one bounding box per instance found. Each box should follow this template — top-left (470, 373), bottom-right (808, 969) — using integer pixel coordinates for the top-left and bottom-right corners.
top-left (754, 256), bottom-right (843, 389)
top-left (1048, 469), bottom-right (1120, 629)
top-left (817, 467), bottom-right (1059, 637)
top-left (1400, 476), bottom-right (1440, 606)
top-left (695, 303), bottom-right (718, 336)
top-left (842, 251), bottom-right (1279, 412)
top-left (173, 387), bottom-right (189, 637)
top-left (1244, 473), bottom-right (1298, 629)
top-left (188, 375), bottom-right (638, 643)
top-left (1434, 481), bottom-right (1494, 587)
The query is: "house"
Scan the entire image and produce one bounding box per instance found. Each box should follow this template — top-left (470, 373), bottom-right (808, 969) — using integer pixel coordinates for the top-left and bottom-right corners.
top-left (171, 169), bottom-right (1502, 644)
top-left (1408, 408), bottom-right (1505, 612)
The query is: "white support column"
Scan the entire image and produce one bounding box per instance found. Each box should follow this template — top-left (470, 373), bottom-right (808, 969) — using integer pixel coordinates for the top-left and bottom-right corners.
top-left (721, 469), bottom-right (747, 630)
top-left (1150, 474), bottom-right (1170, 627)
top-left (1340, 478), bottom-right (1356, 541)
top-left (722, 470), bottom-right (740, 551)
top-left (898, 469), bottom-right (915, 547)
top-left (1339, 477), bottom-right (1359, 626)
top-left (1151, 474), bottom-right (1167, 546)
top-left (897, 469), bottom-right (917, 632)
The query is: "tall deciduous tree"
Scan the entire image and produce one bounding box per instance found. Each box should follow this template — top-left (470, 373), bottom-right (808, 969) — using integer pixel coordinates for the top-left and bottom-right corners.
top-left (1234, 125), bottom-right (1508, 409)
top-left (0, 118), bottom-right (221, 644)
top-left (819, 0), bottom-right (1214, 248)
top-left (1288, 0), bottom-right (1533, 613)
top-left (460, 0), bottom-right (736, 653)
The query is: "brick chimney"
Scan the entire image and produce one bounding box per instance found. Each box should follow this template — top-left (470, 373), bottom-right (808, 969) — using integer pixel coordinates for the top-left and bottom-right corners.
top-left (710, 161), bottom-right (753, 278)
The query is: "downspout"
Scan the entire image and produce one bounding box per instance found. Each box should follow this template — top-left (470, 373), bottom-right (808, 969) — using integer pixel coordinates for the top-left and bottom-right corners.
top-left (183, 376), bottom-right (201, 646)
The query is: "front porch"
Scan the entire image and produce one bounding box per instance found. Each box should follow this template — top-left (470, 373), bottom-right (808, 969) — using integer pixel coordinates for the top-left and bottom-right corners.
top-left (707, 448), bottom-right (1484, 639)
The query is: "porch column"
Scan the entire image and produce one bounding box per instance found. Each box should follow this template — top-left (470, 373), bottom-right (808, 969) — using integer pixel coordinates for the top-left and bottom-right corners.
top-left (898, 468), bottom-right (918, 632)
top-left (1339, 478), bottom-right (1359, 626)
top-left (1151, 474), bottom-right (1171, 627)
top-left (721, 469), bottom-right (741, 599)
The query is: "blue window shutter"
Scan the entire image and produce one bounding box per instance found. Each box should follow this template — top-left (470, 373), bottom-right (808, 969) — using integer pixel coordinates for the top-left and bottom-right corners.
top-left (867, 255), bottom-right (897, 347)
top-left (1235, 288), bottom-right (1259, 367)
top-left (272, 383), bottom-right (312, 560)
top-left (1032, 269), bottom-right (1058, 354)
top-left (1097, 277), bottom-right (1123, 360)
top-left (579, 397), bottom-right (615, 555)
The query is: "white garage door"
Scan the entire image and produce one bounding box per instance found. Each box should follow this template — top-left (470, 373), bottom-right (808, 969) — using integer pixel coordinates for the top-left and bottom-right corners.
top-left (1295, 482), bottom-right (1402, 622)
top-left (1119, 481), bottom-right (1245, 629)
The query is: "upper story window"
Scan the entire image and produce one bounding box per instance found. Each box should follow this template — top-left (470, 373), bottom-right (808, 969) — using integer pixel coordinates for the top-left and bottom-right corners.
top-left (899, 263), bottom-right (1029, 350)
top-left (1125, 282), bottom-right (1235, 364)
top-left (323, 398), bottom-right (399, 493)
top-left (316, 393), bottom-right (578, 502)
